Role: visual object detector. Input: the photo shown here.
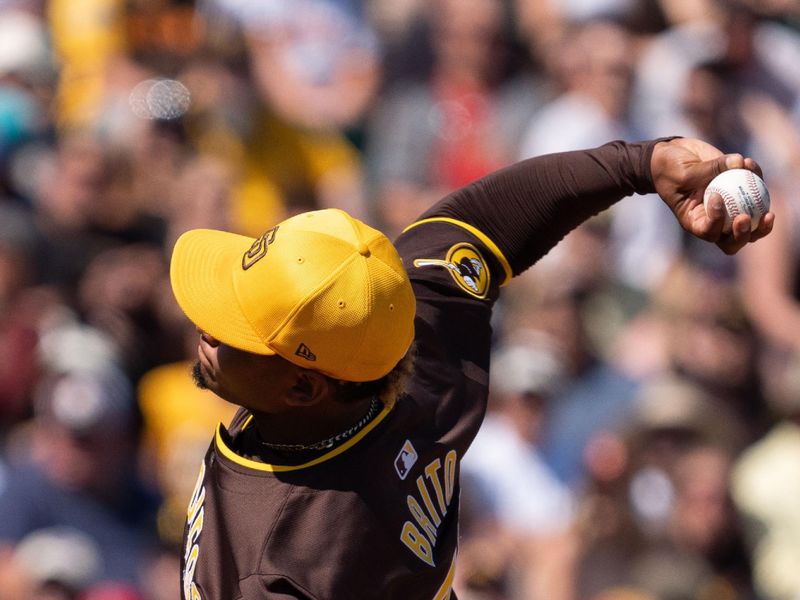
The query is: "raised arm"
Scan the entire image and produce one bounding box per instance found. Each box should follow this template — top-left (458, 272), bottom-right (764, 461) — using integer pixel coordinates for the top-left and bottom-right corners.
top-left (421, 138), bottom-right (774, 277)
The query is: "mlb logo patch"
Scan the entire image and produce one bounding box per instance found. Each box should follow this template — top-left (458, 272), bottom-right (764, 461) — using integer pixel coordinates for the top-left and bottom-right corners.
top-left (394, 440), bottom-right (418, 480)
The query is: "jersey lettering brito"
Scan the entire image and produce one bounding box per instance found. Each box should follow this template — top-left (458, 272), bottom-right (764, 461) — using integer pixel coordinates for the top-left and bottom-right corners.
top-left (399, 445), bottom-right (458, 567)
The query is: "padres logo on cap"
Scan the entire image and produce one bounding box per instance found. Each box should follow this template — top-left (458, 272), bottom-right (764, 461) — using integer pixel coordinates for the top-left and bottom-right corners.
top-left (171, 209), bottom-right (416, 382)
top-left (242, 226), bottom-right (279, 270)
top-left (414, 243), bottom-right (489, 299)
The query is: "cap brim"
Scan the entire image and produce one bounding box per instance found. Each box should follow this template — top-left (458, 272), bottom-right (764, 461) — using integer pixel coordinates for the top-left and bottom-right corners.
top-left (170, 229), bottom-right (274, 355)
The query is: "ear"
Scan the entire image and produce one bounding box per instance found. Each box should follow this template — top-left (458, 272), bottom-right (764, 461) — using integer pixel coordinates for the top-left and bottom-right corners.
top-left (284, 369), bottom-right (336, 407)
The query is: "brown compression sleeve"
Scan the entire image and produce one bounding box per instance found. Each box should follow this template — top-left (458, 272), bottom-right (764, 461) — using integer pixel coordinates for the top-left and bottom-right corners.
top-left (419, 139), bottom-right (662, 277)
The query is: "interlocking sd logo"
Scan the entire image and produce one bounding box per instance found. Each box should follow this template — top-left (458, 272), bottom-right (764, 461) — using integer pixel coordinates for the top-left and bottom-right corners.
top-left (242, 226), bottom-right (279, 270)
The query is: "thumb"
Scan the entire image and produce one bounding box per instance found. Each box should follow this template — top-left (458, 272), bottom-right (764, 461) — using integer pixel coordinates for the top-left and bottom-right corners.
top-left (690, 153), bottom-right (745, 189)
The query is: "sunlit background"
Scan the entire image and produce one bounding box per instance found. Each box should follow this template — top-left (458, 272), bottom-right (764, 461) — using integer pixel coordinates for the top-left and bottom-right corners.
top-left (1, 0), bottom-right (800, 598)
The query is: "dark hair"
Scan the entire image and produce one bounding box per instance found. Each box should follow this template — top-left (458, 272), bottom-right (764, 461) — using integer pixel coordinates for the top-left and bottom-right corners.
top-left (334, 345), bottom-right (416, 409)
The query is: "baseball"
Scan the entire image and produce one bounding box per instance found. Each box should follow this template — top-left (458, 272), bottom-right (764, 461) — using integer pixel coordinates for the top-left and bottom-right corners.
top-left (703, 168), bottom-right (770, 233)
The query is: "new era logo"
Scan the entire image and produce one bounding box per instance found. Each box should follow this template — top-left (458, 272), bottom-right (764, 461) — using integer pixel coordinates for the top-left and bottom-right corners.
top-left (394, 440), bottom-right (418, 480)
top-left (295, 343), bottom-right (316, 361)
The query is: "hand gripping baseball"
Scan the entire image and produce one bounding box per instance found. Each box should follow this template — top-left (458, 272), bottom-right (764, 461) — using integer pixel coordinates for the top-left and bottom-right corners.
top-left (650, 138), bottom-right (775, 255)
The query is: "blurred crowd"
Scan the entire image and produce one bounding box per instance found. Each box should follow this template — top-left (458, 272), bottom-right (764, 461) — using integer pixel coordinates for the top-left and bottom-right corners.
top-left (1, 0), bottom-right (800, 599)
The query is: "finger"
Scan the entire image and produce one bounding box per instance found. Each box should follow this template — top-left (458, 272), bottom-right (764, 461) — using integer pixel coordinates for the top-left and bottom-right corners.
top-left (717, 234), bottom-right (747, 255)
top-left (718, 211), bottom-right (775, 253)
top-left (721, 153), bottom-right (746, 172)
top-left (731, 214), bottom-right (753, 239)
top-left (742, 157), bottom-right (763, 178)
top-left (748, 211), bottom-right (775, 242)
top-left (717, 214), bottom-right (752, 255)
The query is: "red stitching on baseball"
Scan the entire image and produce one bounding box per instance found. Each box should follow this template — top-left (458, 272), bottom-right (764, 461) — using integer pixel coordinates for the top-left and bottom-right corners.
top-left (712, 187), bottom-right (741, 218)
top-left (746, 171), bottom-right (766, 215)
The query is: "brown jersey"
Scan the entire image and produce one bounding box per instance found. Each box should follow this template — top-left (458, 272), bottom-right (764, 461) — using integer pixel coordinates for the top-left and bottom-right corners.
top-left (181, 218), bottom-right (504, 600)
top-left (180, 141), bottom-right (659, 599)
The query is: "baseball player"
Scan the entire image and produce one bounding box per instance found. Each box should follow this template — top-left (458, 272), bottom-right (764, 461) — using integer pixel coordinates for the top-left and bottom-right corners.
top-left (170, 137), bottom-right (772, 599)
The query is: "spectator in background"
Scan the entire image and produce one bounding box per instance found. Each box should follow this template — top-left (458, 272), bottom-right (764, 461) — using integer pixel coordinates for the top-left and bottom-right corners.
top-left (628, 443), bottom-right (756, 599)
top-left (732, 392), bottom-right (800, 600)
top-left (653, 257), bottom-right (767, 431)
top-left (136, 319), bottom-right (238, 549)
top-left (463, 332), bottom-right (573, 532)
top-left (459, 332), bottom-right (574, 599)
top-left (26, 131), bottom-right (167, 297)
top-left (575, 376), bottom-right (755, 599)
top-left (497, 244), bottom-right (643, 490)
top-left (0, 526), bottom-right (146, 600)
top-left (0, 203), bottom-right (42, 429)
top-left (518, 18), bottom-right (637, 158)
top-left (47, 0), bottom-right (129, 130)
top-left (0, 364), bottom-right (159, 588)
top-left (133, 323), bottom-right (233, 600)
top-left (183, 0), bottom-right (379, 234)
top-left (364, 0), bottom-right (431, 87)
top-left (365, 0), bottom-right (545, 237)
top-left (163, 155), bottom-right (236, 250)
top-left (734, 92), bottom-right (800, 411)
top-left (137, 150), bottom-right (241, 551)
top-left (631, 0), bottom-right (800, 142)
top-left (520, 17), bottom-right (682, 298)
top-left (0, 7), bottom-right (53, 175)
top-left (242, 0), bottom-right (381, 131)
top-left (627, 0), bottom-right (800, 424)
top-left (629, 0), bottom-right (728, 139)
top-left (76, 243), bottom-right (177, 382)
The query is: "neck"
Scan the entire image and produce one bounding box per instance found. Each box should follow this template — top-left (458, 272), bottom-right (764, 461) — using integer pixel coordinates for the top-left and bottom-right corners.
top-left (250, 394), bottom-right (375, 448)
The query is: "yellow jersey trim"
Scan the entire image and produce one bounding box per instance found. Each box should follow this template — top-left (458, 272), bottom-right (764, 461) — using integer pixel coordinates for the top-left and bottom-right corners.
top-left (433, 553), bottom-right (457, 600)
top-left (241, 414), bottom-right (254, 430)
top-left (214, 404), bottom-right (393, 473)
top-left (402, 217), bottom-right (513, 286)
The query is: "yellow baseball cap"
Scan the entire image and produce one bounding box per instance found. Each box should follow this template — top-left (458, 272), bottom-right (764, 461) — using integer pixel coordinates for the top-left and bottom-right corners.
top-left (169, 209), bottom-right (416, 382)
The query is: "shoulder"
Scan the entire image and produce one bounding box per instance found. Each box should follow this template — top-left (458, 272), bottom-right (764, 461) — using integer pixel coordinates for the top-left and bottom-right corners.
top-left (395, 218), bottom-right (511, 303)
